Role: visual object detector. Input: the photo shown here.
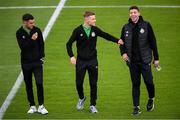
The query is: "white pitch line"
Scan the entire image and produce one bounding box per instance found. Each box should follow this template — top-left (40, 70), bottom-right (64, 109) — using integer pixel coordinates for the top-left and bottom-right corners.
top-left (0, 5), bottom-right (180, 10)
top-left (43, 0), bottom-right (66, 40)
top-left (0, 6), bottom-right (56, 9)
top-left (0, 0), bottom-right (67, 119)
top-left (63, 5), bottom-right (180, 8)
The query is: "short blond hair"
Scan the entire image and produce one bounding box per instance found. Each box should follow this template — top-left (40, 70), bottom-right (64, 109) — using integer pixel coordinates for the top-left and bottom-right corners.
top-left (83, 11), bottom-right (95, 18)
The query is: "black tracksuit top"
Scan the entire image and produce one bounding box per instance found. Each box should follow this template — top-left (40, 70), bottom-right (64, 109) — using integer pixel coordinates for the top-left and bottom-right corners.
top-left (66, 25), bottom-right (119, 60)
top-left (16, 26), bottom-right (45, 64)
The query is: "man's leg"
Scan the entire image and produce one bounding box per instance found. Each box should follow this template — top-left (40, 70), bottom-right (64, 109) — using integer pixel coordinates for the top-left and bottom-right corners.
top-left (33, 63), bottom-right (44, 105)
top-left (76, 60), bottom-right (86, 100)
top-left (76, 60), bottom-right (87, 110)
top-left (141, 63), bottom-right (155, 111)
top-left (22, 64), bottom-right (35, 106)
top-left (33, 62), bottom-right (48, 114)
top-left (142, 63), bottom-right (154, 99)
top-left (129, 63), bottom-right (141, 107)
top-left (129, 63), bottom-right (142, 115)
top-left (87, 59), bottom-right (98, 113)
top-left (87, 60), bottom-right (98, 106)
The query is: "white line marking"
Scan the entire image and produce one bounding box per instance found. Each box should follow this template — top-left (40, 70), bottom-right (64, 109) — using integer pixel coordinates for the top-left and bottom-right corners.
top-left (0, 5), bottom-right (180, 10)
top-left (0, 0), bottom-right (67, 119)
top-left (43, 0), bottom-right (66, 40)
top-left (63, 5), bottom-right (180, 8)
top-left (0, 6), bottom-right (56, 9)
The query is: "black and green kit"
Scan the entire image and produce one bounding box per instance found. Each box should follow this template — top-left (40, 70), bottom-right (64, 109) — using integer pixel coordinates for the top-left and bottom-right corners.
top-left (66, 24), bottom-right (119, 106)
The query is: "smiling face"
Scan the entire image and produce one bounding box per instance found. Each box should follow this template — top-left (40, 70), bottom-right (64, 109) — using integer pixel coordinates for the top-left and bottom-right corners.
top-left (85, 15), bottom-right (96, 26)
top-left (129, 9), bottom-right (140, 23)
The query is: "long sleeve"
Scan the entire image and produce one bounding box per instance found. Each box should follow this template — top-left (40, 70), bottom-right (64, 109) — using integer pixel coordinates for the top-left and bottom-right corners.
top-left (147, 23), bottom-right (159, 60)
top-left (95, 26), bottom-right (119, 43)
top-left (16, 31), bottom-right (33, 50)
top-left (119, 26), bottom-right (127, 55)
top-left (66, 29), bottom-right (77, 57)
top-left (38, 29), bottom-right (45, 58)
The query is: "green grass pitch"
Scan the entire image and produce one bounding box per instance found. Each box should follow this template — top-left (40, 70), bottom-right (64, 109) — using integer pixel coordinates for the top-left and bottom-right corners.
top-left (0, 0), bottom-right (180, 119)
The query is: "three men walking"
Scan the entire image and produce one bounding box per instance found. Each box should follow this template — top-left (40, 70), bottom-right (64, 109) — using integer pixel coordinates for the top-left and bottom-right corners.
top-left (16, 6), bottom-right (159, 116)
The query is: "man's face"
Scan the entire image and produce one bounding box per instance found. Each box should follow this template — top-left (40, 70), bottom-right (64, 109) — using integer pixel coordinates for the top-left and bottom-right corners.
top-left (129, 9), bottom-right (140, 23)
top-left (85, 15), bottom-right (96, 26)
top-left (23, 19), bottom-right (35, 29)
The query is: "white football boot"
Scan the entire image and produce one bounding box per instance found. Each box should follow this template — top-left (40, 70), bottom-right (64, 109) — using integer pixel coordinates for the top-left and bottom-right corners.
top-left (27, 106), bottom-right (37, 114)
top-left (90, 105), bottom-right (98, 113)
top-left (76, 97), bottom-right (86, 110)
top-left (38, 105), bottom-right (48, 115)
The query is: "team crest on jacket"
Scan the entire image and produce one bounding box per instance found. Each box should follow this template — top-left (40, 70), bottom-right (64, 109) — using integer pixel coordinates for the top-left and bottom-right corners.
top-left (91, 32), bottom-right (95, 37)
top-left (22, 36), bottom-right (25, 39)
top-left (140, 28), bottom-right (145, 34)
top-left (80, 33), bottom-right (83, 37)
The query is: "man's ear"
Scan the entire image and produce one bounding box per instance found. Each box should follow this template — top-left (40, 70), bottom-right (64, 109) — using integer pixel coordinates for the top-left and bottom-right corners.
top-left (23, 21), bottom-right (26, 25)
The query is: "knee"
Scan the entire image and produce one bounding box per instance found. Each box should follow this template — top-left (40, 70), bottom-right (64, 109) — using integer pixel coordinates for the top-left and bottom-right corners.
top-left (132, 82), bottom-right (140, 89)
top-left (36, 80), bottom-right (43, 85)
top-left (90, 82), bottom-right (97, 88)
top-left (36, 83), bottom-right (43, 88)
top-left (145, 81), bottom-right (154, 87)
top-left (25, 85), bottom-right (33, 91)
top-left (76, 81), bottom-right (83, 88)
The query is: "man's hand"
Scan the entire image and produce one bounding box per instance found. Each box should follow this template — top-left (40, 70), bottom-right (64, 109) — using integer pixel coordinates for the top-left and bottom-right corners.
top-left (154, 60), bottom-right (161, 71)
top-left (70, 56), bottom-right (76, 65)
top-left (31, 32), bottom-right (38, 40)
top-left (122, 53), bottom-right (129, 62)
top-left (118, 39), bottom-right (124, 45)
top-left (154, 60), bottom-right (160, 65)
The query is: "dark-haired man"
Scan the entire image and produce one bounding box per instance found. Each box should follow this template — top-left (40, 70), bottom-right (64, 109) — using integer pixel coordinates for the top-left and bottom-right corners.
top-left (16, 13), bottom-right (48, 114)
top-left (120, 6), bottom-right (160, 115)
top-left (66, 11), bottom-right (123, 113)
